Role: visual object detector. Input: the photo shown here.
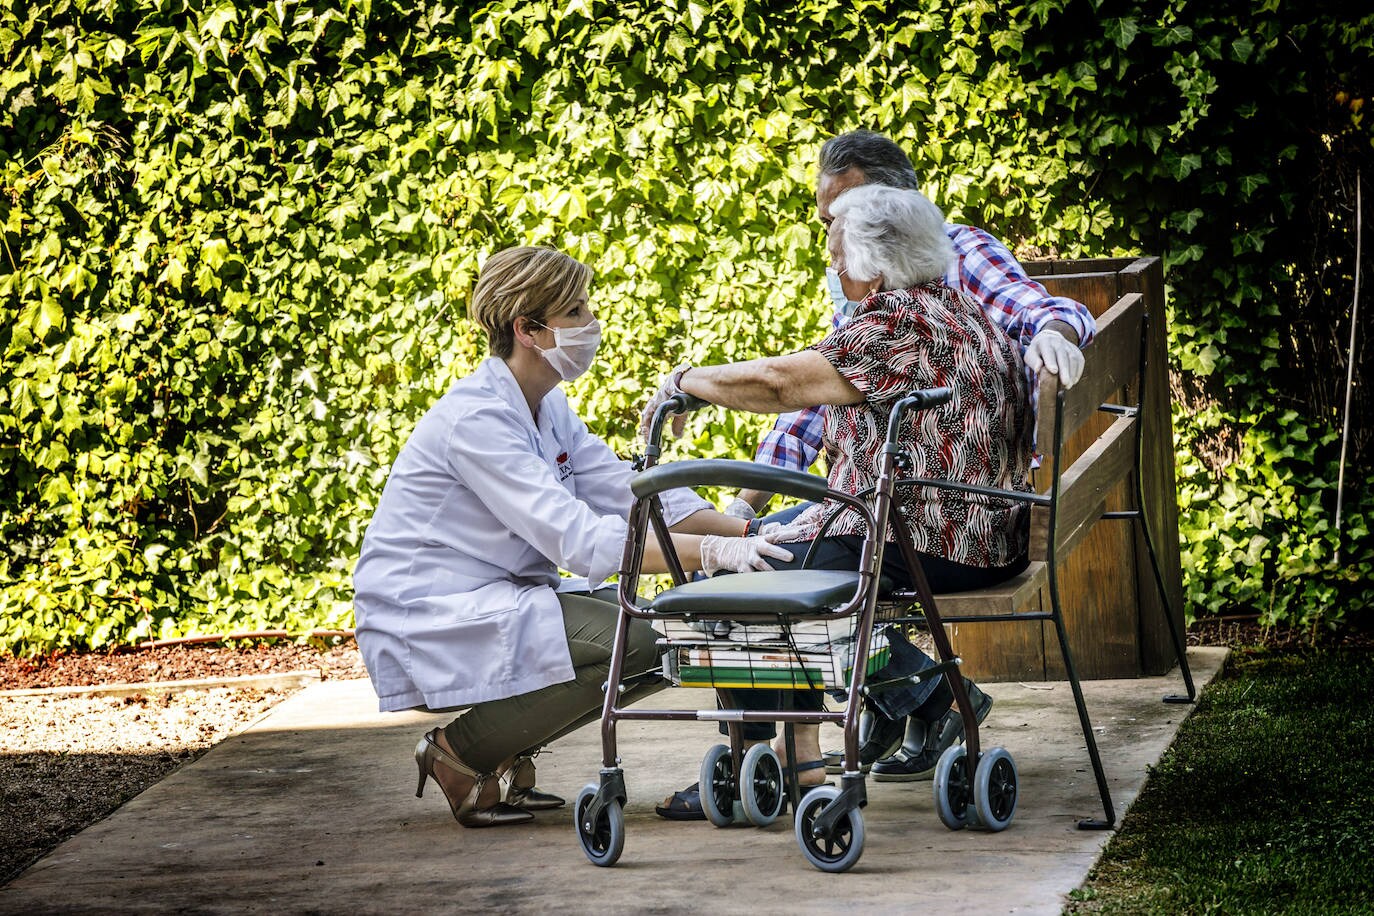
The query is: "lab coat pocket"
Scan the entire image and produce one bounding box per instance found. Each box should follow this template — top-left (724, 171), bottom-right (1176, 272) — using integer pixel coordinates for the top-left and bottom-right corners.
top-left (406, 582), bottom-right (575, 702)
top-left (409, 592), bottom-right (519, 695)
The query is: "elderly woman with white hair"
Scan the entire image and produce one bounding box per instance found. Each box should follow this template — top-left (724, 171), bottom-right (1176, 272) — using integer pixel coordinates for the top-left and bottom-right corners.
top-left (641, 184), bottom-right (1033, 804)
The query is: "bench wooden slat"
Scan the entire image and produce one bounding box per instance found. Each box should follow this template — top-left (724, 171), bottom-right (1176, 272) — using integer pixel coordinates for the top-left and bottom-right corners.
top-left (932, 562), bottom-right (1049, 618)
top-left (1050, 412), bottom-right (1137, 562)
top-left (1038, 293), bottom-right (1143, 459)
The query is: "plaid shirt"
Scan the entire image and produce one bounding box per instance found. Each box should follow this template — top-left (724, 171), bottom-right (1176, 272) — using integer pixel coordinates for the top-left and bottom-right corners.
top-left (755, 224), bottom-right (1094, 470)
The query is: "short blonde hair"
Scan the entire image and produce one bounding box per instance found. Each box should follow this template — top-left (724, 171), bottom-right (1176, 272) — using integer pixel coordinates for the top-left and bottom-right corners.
top-left (469, 247), bottom-right (592, 357)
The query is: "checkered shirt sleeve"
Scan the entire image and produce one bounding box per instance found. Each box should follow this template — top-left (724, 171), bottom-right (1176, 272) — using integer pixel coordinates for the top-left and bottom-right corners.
top-left (753, 406), bottom-right (826, 470)
top-left (950, 225), bottom-right (1096, 348)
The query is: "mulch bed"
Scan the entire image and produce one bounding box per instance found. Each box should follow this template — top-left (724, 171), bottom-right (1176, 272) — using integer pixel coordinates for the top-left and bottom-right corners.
top-left (0, 640), bottom-right (368, 691)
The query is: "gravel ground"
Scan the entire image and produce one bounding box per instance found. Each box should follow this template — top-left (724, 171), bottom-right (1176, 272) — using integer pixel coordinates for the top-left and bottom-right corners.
top-left (0, 641), bottom-right (368, 886)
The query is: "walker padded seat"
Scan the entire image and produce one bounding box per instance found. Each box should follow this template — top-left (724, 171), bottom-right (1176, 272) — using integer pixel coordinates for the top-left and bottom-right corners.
top-left (650, 569), bottom-right (862, 618)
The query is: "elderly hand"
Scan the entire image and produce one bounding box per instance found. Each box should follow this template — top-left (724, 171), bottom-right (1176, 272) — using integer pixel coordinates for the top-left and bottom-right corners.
top-left (699, 534), bottom-right (794, 576)
top-left (638, 365), bottom-right (693, 442)
top-left (723, 497), bottom-right (757, 520)
top-left (758, 520), bottom-right (809, 543)
top-left (1024, 329), bottom-right (1085, 388)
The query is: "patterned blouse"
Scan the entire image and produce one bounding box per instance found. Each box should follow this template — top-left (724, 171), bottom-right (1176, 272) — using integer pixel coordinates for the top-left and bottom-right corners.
top-left (793, 281), bottom-right (1033, 568)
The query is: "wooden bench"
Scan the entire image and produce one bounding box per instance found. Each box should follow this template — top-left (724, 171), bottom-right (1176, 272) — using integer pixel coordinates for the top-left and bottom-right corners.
top-left (940, 257), bottom-right (1188, 681)
top-left (883, 283), bottom-right (1195, 829)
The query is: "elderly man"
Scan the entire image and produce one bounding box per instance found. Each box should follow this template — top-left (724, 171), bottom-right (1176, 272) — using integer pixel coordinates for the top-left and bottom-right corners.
top-left (654, 132), bottom-right (1095, 819)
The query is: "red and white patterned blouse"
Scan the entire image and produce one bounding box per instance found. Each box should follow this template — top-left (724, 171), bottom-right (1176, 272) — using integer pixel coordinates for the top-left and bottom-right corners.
top-left (793, 281), bottom-right (1033, 568)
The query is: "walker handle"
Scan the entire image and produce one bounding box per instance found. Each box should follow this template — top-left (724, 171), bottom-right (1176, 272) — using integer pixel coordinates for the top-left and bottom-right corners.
top-left (884, 387), bottom-right (953, 450)
top-left (646, 392), bottom-right (710, 453)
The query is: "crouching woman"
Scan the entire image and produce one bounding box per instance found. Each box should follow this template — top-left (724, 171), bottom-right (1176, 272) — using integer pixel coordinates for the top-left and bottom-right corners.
top-left (353, 246), bottom-right (791, 827)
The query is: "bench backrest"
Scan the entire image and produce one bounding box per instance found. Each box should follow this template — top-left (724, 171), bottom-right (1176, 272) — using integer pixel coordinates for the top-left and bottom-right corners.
top-left (1030, 292), bottom-right (1145, 564)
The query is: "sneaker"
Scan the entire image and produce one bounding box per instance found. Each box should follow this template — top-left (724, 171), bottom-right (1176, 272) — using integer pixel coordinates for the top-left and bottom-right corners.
top-left (871, 680), bottom-right (994, 782)
top-left (821, 708), bottom-right (905, 773)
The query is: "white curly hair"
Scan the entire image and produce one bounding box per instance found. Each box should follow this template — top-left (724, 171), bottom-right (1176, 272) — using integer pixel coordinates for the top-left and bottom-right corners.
top-left (829, 184), bottom-right (953, 290)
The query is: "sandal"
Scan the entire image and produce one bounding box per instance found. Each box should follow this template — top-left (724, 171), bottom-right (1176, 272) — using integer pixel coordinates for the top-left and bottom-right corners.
top-left (779, 760), bottom-right (831, 814)
top-left (655, 782), bottom-right (706, 821)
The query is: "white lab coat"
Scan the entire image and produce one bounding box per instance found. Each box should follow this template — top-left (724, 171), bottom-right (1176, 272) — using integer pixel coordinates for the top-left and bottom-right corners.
top-left (353, 357), bottom-right (708, 712)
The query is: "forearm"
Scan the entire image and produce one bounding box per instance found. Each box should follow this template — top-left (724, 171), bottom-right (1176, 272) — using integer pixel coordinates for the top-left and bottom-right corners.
top-left (736, 488), bottom-right (772, 513)
top-left (641, 533), bottom-right (704, 575)
top-left (670, 508), bottom-right (751, 538)
top-left (678, 352), bottom-right (861, 415)
top-left (679, 359), bottom-right (797, 413)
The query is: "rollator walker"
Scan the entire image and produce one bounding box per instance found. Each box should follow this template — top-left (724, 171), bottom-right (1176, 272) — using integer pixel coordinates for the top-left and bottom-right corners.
top-left (573, 387), bottom-right (1017, 872)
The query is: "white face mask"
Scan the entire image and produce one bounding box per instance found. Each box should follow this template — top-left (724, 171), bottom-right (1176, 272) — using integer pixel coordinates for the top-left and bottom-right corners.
top-left (533, 318), bottom-right (602, 381)
top-left (825, 267), bottom-right (862, 318)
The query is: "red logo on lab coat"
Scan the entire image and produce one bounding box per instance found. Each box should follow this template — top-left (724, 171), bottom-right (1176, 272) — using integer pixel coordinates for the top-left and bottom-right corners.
top-left (556, 451), bottom-right (573, 480)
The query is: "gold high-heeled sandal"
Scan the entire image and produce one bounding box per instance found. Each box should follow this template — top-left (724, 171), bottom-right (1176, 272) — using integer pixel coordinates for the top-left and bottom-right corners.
top-left (503, 752), bottom-right (566, 811)
top-left (414, 728), bottom-right (533, 828)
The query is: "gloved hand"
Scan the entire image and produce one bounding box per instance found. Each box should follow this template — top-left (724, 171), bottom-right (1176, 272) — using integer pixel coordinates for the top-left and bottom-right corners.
top-left (1024, 329), bottom-right (1084, 388)
top-left (723, 497), bottom-right (757, 520)
top-left (758, 520), bottom-right (808, 543)
top-left (638, 365), bottom-right (692, 441)
top-left (699, 533), bottom-right (795, 576)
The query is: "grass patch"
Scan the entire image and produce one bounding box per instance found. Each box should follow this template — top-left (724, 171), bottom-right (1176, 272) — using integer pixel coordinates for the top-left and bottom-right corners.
top-left (1067, 646), bottom-right (1374, 915)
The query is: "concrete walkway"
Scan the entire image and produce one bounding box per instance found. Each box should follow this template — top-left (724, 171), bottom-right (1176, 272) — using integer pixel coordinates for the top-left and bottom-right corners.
top-left (3, 648), bottom-right (1226, 916)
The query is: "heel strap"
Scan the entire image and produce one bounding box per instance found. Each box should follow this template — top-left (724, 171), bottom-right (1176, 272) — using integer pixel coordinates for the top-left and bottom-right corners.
top-left (423, 728), bottom-right (484, 782)
top-left (792, 760), bottom-right (827, 773)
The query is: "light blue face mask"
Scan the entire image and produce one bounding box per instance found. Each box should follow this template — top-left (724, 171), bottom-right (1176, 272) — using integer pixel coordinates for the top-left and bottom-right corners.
top-left (825, 267), bottom-right (862, 318)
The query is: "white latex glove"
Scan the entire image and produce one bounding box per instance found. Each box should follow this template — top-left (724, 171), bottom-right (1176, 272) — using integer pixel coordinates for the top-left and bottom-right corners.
top-left (1024, 329), bottom-right (1085, 388)
top-left (699, 534), bottom-right (795, 576)
top-left (723, 497), bottom-right (757, 520)
top-left (758, 520), bottom-right (809, 543)
top-left (638, 365), bottom-right (692, 441)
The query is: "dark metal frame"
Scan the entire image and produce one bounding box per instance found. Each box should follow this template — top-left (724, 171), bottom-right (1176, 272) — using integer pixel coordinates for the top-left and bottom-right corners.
top-left (876, 310), bottom-right (1195, 829)
top-left (581, 389), bottom-right (955, 840)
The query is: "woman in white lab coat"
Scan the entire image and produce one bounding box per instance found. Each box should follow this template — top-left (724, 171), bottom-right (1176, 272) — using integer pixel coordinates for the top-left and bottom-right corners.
top-left (353, 246), bottom-right (792, 828)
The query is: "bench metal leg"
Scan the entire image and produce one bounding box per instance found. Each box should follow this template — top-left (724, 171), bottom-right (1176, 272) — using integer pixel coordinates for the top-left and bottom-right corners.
top-left (1134, 496), bottom-right (1197, 704)
top-left (1134, 309), bottom-right (1196, 704)
top-left (1047, 572), bottom-right (1116, 830)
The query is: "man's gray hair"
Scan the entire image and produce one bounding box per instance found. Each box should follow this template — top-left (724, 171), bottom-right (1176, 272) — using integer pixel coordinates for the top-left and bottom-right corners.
top-left (831, 185), bottom-right (953, 289)
top-left (817, 130), bottom-right (919, 190)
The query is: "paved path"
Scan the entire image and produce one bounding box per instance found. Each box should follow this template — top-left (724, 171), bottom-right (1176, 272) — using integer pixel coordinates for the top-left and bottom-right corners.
top-left (2, 648), bottom-right (1226, 915)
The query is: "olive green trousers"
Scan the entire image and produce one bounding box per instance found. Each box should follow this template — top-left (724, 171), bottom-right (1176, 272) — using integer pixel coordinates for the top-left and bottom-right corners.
top-left (445, 588), bottom-right (663, 773)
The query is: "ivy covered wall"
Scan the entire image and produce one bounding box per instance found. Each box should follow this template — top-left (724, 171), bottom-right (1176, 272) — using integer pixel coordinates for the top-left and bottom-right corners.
top-left (1, 0), bottom-right (1370, 653)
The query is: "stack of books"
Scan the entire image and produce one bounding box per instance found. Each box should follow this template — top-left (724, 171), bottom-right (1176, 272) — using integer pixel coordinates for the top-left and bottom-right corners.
top-left (661, 626), bottom-right (890, 691)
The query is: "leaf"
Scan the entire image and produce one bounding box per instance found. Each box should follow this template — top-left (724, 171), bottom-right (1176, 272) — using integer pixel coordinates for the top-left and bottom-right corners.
top-left (1103, 18), bottom-right (1139, 50)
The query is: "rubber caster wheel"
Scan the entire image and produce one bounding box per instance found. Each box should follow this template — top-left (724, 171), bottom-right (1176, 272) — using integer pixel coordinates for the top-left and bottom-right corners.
top-left (973, 746), bottom-right (1018, 831)
top-left (740, 743), bottom-right (785, 827)
top-left (793, 784), bottom-right (865, 872)
top-left (699, 744), bottom-right (736, 827)
top-left (574, 783), bottom-right (624, 867)
top-left (933, 745), bottom-right (970, 831)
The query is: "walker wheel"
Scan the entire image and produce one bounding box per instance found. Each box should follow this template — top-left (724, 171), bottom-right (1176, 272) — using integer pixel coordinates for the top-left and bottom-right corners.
top-left (574, 783), bottom-right (625, 867)
top-left (699, 744), bottom-right (736, 827)
top-left (793, 784), bottom-right (865, 873)
top-left (973, 747), bottom-right (1018, 831)
top-left (739, 744), bottom-right (785, 827)
top-left (933, 745), bottom-right (970, 831)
